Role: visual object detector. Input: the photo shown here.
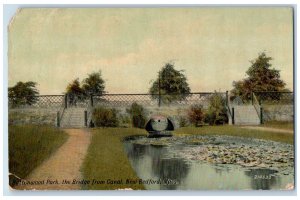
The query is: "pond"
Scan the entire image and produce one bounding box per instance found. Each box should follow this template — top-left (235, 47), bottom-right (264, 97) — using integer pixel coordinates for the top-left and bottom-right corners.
top-left (123, 135), bottom-right (294, 190)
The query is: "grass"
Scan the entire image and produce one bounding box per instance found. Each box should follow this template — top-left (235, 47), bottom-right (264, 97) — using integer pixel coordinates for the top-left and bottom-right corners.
top-left (261, 121), bottom-right (294, 131)
top-left (81, 128), bottom-right (147, 190)
top-left (174, 125), bottom-right (294, 144)
top-left (9, 125), bottom-right (68, 185)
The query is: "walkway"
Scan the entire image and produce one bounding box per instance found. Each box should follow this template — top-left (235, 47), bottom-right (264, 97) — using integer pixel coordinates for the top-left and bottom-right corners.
top-left (15, 129), bottom-right (91, 190)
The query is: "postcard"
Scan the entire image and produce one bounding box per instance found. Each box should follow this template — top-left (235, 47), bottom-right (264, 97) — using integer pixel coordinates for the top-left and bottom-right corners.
top-left (7, 6), bottom-right (294, 191)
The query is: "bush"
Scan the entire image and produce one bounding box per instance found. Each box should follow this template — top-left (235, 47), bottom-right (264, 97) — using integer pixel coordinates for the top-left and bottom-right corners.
top-left (92, 107), bottom-right (119, 127)
top-left (179, 116), bottom-right (188, 127)
top-left (126, 103), bottom-right (147, 128)
top-left (118, 114), bottom-right (131, 128)
top-left (188, 104), bottom-right (205, 127)
top-left (205, 92), bottom-right (228, 125)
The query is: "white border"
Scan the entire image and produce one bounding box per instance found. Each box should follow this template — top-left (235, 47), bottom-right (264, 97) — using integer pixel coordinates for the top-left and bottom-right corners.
top-left (1, 1), bottom-right (299, 199)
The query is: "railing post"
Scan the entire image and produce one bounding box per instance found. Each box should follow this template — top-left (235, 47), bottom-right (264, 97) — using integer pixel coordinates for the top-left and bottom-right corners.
top-left (260, 107), bottom-right (264, 124)
top-left (232, 107), bottom-right (235, 125)
top-left (84, 110), bottom-right (88, 127)
top-left (57, 111), bottom-right (60, 127)
top-left (259, 98), bottom-right (262, 106)
top-left (64, 94), bottom-right (68, 109)
top-left (158, 76), bottom-right (161, 107)
top-left (158, 95), bottom-right (161, 107)
top-left (226, 91), bottom-right (228, 106)
top-left (251, 92), bottom-right (253, 105)
top-left (90, 95), bottom-right (94, 107)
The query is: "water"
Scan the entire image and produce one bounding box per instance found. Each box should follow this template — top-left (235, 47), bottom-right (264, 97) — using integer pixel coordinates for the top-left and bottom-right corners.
top-left (123, 138), bottom-right (294, 190)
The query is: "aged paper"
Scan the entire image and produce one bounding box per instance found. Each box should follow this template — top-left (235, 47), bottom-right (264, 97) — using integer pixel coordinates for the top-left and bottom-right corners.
top-left (8, 7), bottom-right (294, 191)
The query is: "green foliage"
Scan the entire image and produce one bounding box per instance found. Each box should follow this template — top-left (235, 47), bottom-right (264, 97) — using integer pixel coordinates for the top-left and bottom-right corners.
top-left (92, 107), bottom-right (119, 127)
top-left (66, 78), bottom-right (84, 95)
top-left (126, 102), bottom-right (147, 128)
top-left (231, 52), bottom-right (287, 101)
top-left (205, 92), bottom-right (228, 125)
top-left (66, 78), bottom-right (85, 104)
top-left (65, 71), bottom-right (105, 104)
top-left (82, 71), bottom-right (105, 95)
top-left (149, 62), bottom-right (191, 103)
top-left (8, 81), bottom-right (39, 107)
top-left (9, 125), bottom-right (68, 186)
top-left (118, 114), bottom-right (131, 128)
top-left (179, 116), bottom-right (189, 127)
top-left (188, 104), bottom-right (205, 127)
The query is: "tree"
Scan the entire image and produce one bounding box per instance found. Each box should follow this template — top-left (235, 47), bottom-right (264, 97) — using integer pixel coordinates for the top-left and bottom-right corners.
top-left (8, 81), bottom-right (39, 107)
top-left (205, 92), bottom-right (228, 125)
top-left (126, 102), bottom-right (147, 128)
top-left (82, 71), bottom-right (105, 95)
top-left (231, 52), bottom-right (287, 101)
top-left (149, 63), bottom-right (191, 103)
top-left (66, 78), bottom-right (85, 104)
top-left (188, 104), bottom-right (205, 127)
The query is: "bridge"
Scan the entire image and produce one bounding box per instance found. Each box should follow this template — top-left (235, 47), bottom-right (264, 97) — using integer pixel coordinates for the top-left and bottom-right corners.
top-left (8, 92), bottom-right (293, 128)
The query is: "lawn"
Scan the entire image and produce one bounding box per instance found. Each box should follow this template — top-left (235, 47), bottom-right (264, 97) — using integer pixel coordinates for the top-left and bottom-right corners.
top-left (261, 121), bottom-right (294, 131)
top-left (174, 125), bottom-right (294, 144)
top-left (9, 125), bottom-right (68, 186)
top-left (81, 128), bottom-right (147, 190)
top-left (81, 125), bottom-right (293, 190)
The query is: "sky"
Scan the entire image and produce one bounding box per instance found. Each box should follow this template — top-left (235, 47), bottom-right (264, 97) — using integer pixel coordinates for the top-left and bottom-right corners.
top-left (8, 7), bottom-right (294, 95)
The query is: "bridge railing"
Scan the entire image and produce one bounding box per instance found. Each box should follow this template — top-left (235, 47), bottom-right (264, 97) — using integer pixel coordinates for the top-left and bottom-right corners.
top-left (252, 92), bottom-right (262, 124)
top-left (56, 96), bottom-right (66, 127)
top-left (91, 92), bottom-right (226, 108)
top-left (9, 95), bottom-right (65, 109)
top-left (253, 91), bottom-right (293, 105)
top-left (86, 97), bottom-right (94, 127)
top-left (253, 91), bottom-right (294, 122)
top-left (9, 92), bottom-right (228, 109)
top-left (225, 91), bottom-right (233, 124)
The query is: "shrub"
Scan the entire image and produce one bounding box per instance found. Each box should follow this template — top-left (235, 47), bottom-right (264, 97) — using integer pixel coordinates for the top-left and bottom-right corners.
top-left (179, 116), bottom-right (188, 127)
top-left (205, 92), bottom-right (228, 125)
top-left (118, 113), bottom-right (131, 128)
top-left (92, 107), bottom-right (119, 127)
top-left (188, 104), bottom-right (205, 127)
top-left (126, 102), bottom-right (147, 128)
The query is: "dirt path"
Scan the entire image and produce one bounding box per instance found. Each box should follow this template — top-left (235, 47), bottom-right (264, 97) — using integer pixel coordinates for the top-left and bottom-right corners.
top-left (15, 129), bottom-right (91, 190)
top-left (241, 126), bottom-right (294, 134)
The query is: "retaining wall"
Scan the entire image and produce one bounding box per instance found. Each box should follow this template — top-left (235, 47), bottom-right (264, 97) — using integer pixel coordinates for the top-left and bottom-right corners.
top-left (263, 105), bottom-right (294, 122)
top-left (9, 108), bottom-right (59, 126)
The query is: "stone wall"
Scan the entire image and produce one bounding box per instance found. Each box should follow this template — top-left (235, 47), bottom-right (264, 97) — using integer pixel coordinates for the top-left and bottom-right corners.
top-left (9, 108), bottom-right (59, 126)
top-left (145, 105), bottom-right (191, 128)
top-left (263, 105), bottom-right (294, 122)
top-left (103, 104), bottom-right (195, 128)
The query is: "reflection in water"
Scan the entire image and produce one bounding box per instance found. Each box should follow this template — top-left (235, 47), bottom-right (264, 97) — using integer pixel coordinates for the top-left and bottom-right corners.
top-left (213, 165), bottom-right (232, 175)
top-left (124, 143), bottom-right (190, 189)
top-left (124, 141), bottom-right (293, 190)
top-left (152, 158), bottom-right (190, 189)
top-left (126, 143), bottom-right (147, 158)
top-left (244, 169), bottom-right (279, 190)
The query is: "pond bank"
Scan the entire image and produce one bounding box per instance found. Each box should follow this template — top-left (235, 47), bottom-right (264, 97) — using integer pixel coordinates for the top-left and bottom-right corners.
top-left (125, 135), bottom-right (294, 190)
top-left (128, 135), bottom-right (294, 173)
top-left (81, 126), bottom-right (294, 190)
